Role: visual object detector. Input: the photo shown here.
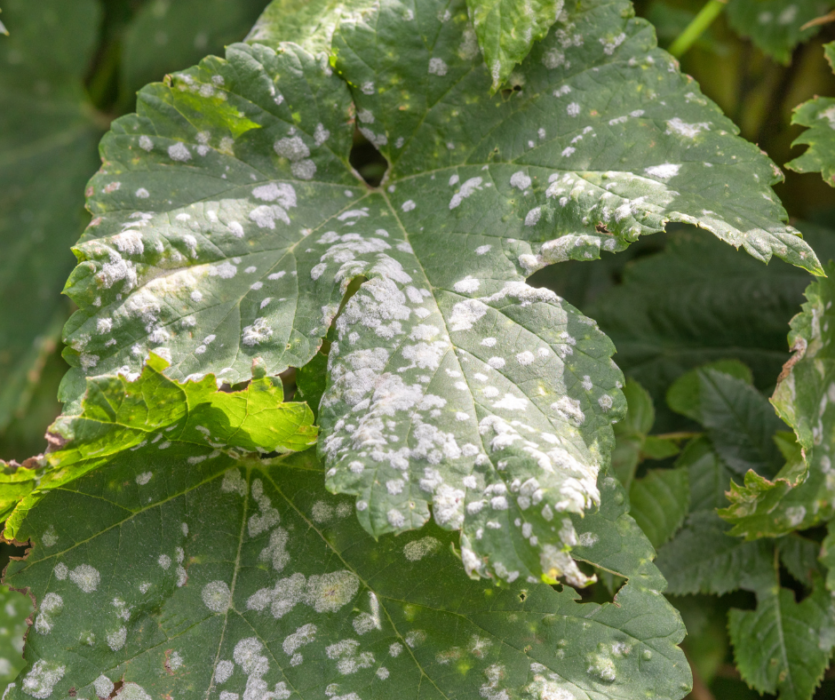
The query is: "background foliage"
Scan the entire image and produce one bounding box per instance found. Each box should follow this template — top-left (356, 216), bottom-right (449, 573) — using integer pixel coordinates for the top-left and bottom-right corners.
top-left (5, 0), bottom-right (835, 699)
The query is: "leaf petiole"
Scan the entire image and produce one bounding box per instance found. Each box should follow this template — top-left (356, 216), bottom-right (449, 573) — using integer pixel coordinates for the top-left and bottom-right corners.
top-left (669, 0), bottom-right (727, 58)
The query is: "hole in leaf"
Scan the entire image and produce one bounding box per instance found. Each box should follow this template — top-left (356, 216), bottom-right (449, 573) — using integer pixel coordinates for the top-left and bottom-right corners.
top-left (518, 591), bottom-right (527, 602)
top-left (350, 127), bottom-right (388, 187)
top-left (107, 680), bottom-right (124, 699)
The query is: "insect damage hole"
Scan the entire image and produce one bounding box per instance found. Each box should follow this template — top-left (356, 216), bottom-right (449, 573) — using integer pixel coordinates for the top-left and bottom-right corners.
top-left (350, 126), bottom-right (389, 187)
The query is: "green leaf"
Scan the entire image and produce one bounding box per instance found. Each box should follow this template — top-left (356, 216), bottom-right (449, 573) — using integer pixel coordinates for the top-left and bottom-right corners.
top-left (612, 379), bottom-right (659, 489)
top-left (0, 585), bottom-right (31, 693)
top-left (584, 228), bottom-right (826, 432)
top-left (616, 380), bottom-right (655, 437)
top-left (717, 452), bottom-right (809, 539)
top-left (628, 467), bottom-right (689, 549)
top-left (465, 0), bottom-right (564, 92)
top-left (777, 534), bottom-right (825, 589)
top-left (247, 0), bottom-right (375, 52)
top-left (58, 0), bottom-right (820, 584)
top-left (680, 436), bottom-right (735, 513)
top-left (729, 577), bottom-right (835, 700)
top-left (295, 347), bottom-right (329, 419)
top-left (2, 353), bottom-right (317, 537)
top-left (788, 42), bottom-right (835, 185)
top-left (725, 0), bottom-right (834, 64)
top-left (0, 0), bottom-right (104, 430)
top-left (745, 262), bottom-right (835, 534)
top-left (2, 450), bottom-right (691, 700)
top-left (656, 511), bottom-right (773, 595)
top-left (820, 521), bottom-right (835, 591)
top-left (666, 360), bottom-right (754, 422)
top-left (668, 365), bottom-right (786, 478)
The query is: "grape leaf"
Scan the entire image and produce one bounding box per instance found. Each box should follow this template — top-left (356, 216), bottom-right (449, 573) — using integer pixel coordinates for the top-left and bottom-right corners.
top-left (465, 0), bottom-right (563, 92)
top-left (1, 353), bottom-right (317, 538)
top-left (788, 42), bottom-right (835, 186)
top-left (655, 511), bottom-right (773, 596)
top-left (0, 585), bottom-right (31, 693)
top-left (668, 365), bottom-right (786, 478)
top-left (628, 468), bottom-right (689, 549)
top-left (0, 0), bottom-right (104, 430)
top-left (58, 0), bottom-right (820, 584)
top-left (2, 448), bottom-right (691, 700)
top-left (729, 577), bottom-right (835, 700)
top-left (583, 227), bottom-right (830, 432)
top-left (726, 0), bottom-right (834, 64)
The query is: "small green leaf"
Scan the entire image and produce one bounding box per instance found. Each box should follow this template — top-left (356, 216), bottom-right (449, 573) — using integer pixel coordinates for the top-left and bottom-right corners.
top-left (668, 365), bottom-right (785, 478)
top-left (666, 360), bottom-right (754, 422)
top-left (1, 353), bottom-right (317, 538)
top-left (718, 452), bottom-right (809, 539)
top-left (681, 436), bottom-right (735, 513)
top-left (820, 521), bottom-right (835, 591)
top-left (729, 577), bottom-right (835, 700)
top-left (628, 467), bottom-right (689, 549)
top-left (726, 0), bottom-right (835, 65)
top-left (777, 534), bottom-right (825, 589)
top-left (641, 436), bottom-right (680, 460)
top-left (616, 380), bottom-right (655, 437)
top-left (656, 511), bottom-right (773, 595)
top-left (3, 451), bottom-right (691, 700)
top-left (0, 585), bottom-right (31, 693)
top-left (788, 42), bottom-right (835, 183)
top-left (466, 0), bottom-right (564, 92)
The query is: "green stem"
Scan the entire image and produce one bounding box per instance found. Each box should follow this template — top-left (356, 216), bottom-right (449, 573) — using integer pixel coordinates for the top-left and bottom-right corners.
top-left (669, 0), bottom-right (727, 59)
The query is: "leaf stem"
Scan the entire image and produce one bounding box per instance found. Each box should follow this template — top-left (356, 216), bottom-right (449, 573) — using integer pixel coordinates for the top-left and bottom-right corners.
top-left (669, 0), bottom-right (727, 59)
top-left (653, 431), bottom-right (701, 441)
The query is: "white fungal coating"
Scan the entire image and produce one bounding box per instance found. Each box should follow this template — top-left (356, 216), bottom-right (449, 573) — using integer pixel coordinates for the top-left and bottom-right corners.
top-left (202, 581), bottom-right (231, 613)
top-left (21, 661), bottom-right (65, 699)
top-left (94, 674), bottom-right (115, 697)
top-left (403, 536), bottom-right (441, 561)
top-left (69, 564), bottom-right (100, 593)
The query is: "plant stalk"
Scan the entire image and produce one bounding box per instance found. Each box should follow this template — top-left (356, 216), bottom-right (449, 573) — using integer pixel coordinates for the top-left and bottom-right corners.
top-left (669, 0), bottom-right (727, 59)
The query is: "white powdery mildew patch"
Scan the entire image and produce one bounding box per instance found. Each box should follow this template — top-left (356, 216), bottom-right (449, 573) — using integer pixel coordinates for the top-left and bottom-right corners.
top-left (94, 674), bottom-right (115, 698)
top-left (449, 177), bottom-right (483, 209)
top-left (202, 581), bottom-right (232, 613)
top-left (326, 639), bottom-right (375, 675)
top-left (34, 593), bottom-right (63, 635)
top-left (69, 564), bottom-right (100, 593)
top-left (403, 536), bottom-right (441, 561)
top-left (246, 570), bottom-right (360, 619)
top-left (232, 637), bottom-right (292, 699)
top-left (21, 660), bottom-right (65, 699)
top-left (107, 626), bottom-right (127, 651)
